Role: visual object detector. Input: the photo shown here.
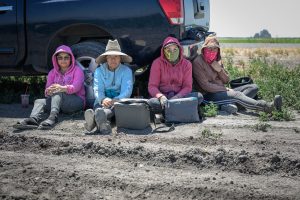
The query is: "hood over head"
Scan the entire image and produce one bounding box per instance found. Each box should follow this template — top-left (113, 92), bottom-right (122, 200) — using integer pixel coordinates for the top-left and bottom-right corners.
top-left (52, 45), bottom-right (76, 74)
top-left (160, 36), bottom-right (183, 63)
top-left (201, 34), bottom-right (222, 61)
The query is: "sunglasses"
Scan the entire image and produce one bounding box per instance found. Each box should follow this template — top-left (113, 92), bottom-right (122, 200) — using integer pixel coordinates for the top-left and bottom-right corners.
top-left (57, 56), bottom-right (71, 61)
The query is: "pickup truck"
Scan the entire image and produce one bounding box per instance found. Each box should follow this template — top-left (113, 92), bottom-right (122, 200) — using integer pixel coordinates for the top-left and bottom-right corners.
top-left (0, 0), bottom-right (210, 106)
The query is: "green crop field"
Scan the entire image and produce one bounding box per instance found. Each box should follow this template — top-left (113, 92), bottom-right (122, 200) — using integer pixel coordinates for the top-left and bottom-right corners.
top-left (219, 37), bottom-right (300, 43)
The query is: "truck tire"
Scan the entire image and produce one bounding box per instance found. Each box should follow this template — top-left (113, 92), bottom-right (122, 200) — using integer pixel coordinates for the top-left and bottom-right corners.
top-left (71, 41), bottom-right (105, 109)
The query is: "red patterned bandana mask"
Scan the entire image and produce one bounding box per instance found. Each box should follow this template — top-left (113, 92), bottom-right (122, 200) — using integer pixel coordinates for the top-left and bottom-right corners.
top-left (203, 48), bottom-right (218, 64)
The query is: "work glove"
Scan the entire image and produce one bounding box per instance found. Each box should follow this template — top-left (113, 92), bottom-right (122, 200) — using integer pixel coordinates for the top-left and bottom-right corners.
top-left (159, 95), bottom-right (168, 109)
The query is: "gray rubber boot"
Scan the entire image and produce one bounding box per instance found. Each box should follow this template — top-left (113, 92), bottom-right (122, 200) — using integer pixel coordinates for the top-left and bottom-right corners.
top-left (38, 111), bottom-right (58, 130)
top-left (84, 109), bottom-right (96, 132)
top-left (95, 108), bottom-right (112, 134)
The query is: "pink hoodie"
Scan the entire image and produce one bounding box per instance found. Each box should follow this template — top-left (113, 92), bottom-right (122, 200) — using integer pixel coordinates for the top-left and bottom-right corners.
top-left (45, 45), bottom-right (85, 107)
top-left (148, 37), bottom-right (192, 98)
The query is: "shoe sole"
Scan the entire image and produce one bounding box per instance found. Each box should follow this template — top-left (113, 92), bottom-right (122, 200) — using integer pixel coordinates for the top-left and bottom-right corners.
top-left (37, 125), bottom-right (53, 130)
top-left (13, 124), bottom-right (38, 130)
top-left (84, 109), bottom-right (96, 131)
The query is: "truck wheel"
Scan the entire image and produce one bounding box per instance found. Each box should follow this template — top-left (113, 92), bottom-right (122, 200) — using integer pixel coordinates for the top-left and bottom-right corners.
top-left (71, 41), bottom-right (105, 109)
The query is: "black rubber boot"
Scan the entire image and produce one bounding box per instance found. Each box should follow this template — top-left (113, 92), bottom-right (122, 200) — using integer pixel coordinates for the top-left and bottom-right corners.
top-left (38, 111), bottom-right (58, 130)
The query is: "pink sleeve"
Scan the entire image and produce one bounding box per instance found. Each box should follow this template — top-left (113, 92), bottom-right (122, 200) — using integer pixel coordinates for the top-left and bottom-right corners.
top-left (65, 67), bottom-right (84, 94)
top-left (44, 70), bottom-right (55, 97)
top-left (176, 62), bottom-right (193, 98)
top-left (148, 60), bottom-right (164, 98)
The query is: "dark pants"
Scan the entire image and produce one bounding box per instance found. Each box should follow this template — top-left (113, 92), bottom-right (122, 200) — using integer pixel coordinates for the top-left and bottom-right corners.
top-left (148, 92), bottom-right (203, 114)
top-left (203, 84), bottom-right (267, 111)
top-left (30, 93), bottom-right (84, 121)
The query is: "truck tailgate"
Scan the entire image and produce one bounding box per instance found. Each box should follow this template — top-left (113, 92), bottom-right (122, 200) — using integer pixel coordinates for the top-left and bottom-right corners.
top-left (184, 0), bottom-right (210, 31)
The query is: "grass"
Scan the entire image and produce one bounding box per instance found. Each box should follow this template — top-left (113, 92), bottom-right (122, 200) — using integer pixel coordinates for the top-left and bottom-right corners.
top-left (224, 58), bottom-right (300, 111)
top-left (200, 102), bottom-right (218, 118)
top-left (253, 122), bottom-right (271, 132)
top-left (259, 109), bottom-right (295, 122)
top-left (219, 37), bottom-right (300, 43)
top-left (201, 128), bottom-right (222, 139)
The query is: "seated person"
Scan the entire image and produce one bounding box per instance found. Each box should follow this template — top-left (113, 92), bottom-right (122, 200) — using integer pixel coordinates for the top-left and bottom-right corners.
top-left (190, 34), bottom-right (282, 114)
top-left (14, 45), bottom-right (85, 130)
top-left (148, 36), bottom-right (203, 114)
top-left (84, 39), bottom-right (133, 133)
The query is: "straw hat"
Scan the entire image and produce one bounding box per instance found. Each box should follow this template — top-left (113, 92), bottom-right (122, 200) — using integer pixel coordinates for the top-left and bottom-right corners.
top-left (95, 39), bottom-right (132, 64)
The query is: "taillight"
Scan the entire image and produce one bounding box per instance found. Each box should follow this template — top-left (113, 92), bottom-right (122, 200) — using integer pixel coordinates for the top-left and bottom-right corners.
top-left (159, 0), bottom-right (184, 25)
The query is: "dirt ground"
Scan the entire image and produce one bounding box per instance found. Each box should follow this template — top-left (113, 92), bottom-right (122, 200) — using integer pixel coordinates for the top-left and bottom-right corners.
top-left (0, 103), bottom-right (300, 200)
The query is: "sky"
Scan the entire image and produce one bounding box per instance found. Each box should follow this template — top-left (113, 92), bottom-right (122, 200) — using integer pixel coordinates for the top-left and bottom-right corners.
top-left (209, 0), bottom-right (300, 37)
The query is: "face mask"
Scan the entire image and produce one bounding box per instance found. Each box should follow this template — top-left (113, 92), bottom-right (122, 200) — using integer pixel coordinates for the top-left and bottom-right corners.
top-left (203, 48), bottom-right (218, 64)
top-left (164, 47), bottom-right (180, 63)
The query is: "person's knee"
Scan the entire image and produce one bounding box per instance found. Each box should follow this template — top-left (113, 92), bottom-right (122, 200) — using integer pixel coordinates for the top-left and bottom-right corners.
top-left (34, 98), bottom-right (46, 105)
top-left (231, 90), bottom-right (243, 97)
top-left (148, 98), bottom-right (159, 106)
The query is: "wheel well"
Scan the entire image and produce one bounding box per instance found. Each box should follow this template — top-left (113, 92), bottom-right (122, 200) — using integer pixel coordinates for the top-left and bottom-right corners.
top-left (46, 24), bottom-right (113, 70)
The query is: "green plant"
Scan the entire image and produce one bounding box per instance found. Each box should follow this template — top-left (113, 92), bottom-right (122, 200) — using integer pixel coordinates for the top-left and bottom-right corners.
top-left (259, 109), bottom-right (295, 122)
top-left (253, 122), bottom-right (271, 132)
top-left (201, 128), bottom-right (222, 139)
top-left (201, 102), bottom-right (218, 117)
top-left (270, 109), bottom-right (295, 121)
top-left (230, 59), bottom-right (300, 110)
top-left (258, 112), bottom-right (270, 122)
top-left (223, 57), bottom-right (244, 80)
top-left (0, 76), bottom-right (46, 104)
top-left (219, 37), bottom-right (300, 44)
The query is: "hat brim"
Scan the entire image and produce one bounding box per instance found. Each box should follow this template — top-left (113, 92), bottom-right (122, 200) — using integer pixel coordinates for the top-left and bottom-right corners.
top-left (95, 51), bottom-right (132, 64)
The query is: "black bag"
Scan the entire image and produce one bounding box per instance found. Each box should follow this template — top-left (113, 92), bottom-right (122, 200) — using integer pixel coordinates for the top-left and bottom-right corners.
top-left (164, 97), bottom-right (200, 123)
top-left (229, 76), bottom-right (253, 89)
top-left (114, 99), bottom-right (151, 130)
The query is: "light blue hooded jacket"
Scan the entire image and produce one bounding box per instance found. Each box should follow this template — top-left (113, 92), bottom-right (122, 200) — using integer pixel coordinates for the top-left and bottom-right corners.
top-left (93, 63), bottom-right (133, 105)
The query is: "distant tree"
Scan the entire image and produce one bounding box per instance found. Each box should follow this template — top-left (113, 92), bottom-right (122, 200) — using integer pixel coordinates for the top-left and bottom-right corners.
top-left (253, 33), bottom-right (260, 38)
top-left (260, 29), bottom-right (272, 38)
top-left (253, 29), bottom-right (272, 38)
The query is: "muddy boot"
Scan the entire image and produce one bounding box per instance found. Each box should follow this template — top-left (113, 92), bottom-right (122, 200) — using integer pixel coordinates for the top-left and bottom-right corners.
top-left (273, 95), bottom-right (283, 111)
top-left (13, 117), bottom-right (39, 130)
top-left (84, 109), bottom-right (96, 132)
top-left (263, 95), bottom-right (283, 113)
top-left (38, 111), bottom-right (58, 130)
top-left (220, 104), bottom-right (238, 114)
top-left (95, 108), bottom-right (112, 134)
